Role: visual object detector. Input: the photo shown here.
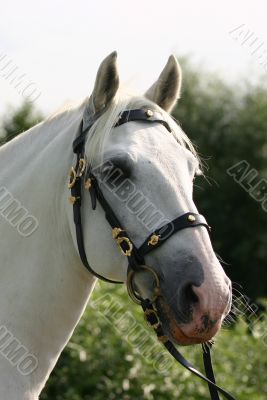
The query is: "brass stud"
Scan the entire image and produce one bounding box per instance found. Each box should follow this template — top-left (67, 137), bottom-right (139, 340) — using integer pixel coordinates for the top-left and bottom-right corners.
top-left (188, 214), bottom-right (196, 222)
top-left (112, 227), bottom-right (123, 239)
top-left (145, 109), bottom-right (154, 118)
top-left (148, 234), bottom-right (160, 246)
top-left (68, 196), bottom-right (80, 205)
top-left (84, 179), bottom-right (92, 190)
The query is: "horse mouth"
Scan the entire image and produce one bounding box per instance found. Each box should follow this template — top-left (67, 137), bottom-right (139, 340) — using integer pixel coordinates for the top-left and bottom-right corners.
top-left (156, 297), bottom-right (220, 346)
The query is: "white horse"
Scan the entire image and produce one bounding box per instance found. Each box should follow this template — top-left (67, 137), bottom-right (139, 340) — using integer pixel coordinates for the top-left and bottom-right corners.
top-left (0, 52), bottom-right (232, 399)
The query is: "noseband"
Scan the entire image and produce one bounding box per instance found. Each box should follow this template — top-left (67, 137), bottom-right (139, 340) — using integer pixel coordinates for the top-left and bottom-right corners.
top-left (68, 108), bottom-right (236, 400)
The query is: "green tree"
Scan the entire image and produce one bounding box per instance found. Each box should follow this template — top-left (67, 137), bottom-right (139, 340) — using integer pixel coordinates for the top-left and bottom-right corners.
top-left (0, 101), bottom-right (43, 145)
top-left (174, 59), bottom-right (267, 299)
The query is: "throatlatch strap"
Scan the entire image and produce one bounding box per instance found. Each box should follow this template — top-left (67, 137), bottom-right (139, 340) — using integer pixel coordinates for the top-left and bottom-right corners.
top-left (71, 123), bottom-right (123, 284)
top-left (71, 182), bottom-right (123, 283)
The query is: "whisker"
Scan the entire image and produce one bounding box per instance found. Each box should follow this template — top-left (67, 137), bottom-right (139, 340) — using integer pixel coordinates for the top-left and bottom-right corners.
top-left (230, 290), bottom-right (258, 317)
top-left (214, 252), bottom-right (230, 266)
top-left (193, 183), bottom-right (204, 191)
top-left (202, 173), bottom-right (219, 188)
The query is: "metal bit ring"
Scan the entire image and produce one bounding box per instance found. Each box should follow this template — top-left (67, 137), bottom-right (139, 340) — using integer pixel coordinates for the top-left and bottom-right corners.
top-left (127, 265), bottom-right (160, 304)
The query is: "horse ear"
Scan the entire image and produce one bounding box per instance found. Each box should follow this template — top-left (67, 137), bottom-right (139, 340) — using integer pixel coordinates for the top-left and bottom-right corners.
top-left (145, 55), bottom-right (182, 112)
top-left (89, 51), bottom-right (119, 116)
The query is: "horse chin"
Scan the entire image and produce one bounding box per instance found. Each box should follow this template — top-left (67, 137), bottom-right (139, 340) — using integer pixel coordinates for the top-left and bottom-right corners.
top-left (156, 297), bottom-right (218, 346)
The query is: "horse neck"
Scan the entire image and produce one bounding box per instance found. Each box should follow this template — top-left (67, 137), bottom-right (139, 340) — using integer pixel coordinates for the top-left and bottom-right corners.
top-left (0, 106), bottom-right (96, 399)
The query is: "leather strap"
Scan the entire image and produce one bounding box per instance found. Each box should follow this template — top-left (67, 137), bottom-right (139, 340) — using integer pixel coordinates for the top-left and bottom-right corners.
top-left (138, 212), bottom-right (210, 257)
top-left (164, 341), bottom-right (235, 400)
top-left (114, 108), bottom-right (172, 132)
top-left (70, 154), bottom-right (123, 284)
top-left (141, 299), bottom-right (236, 400)
top-left (87, 175), bottom-right (145, 270)
top-left (202, 343), bottom-right (220, 400)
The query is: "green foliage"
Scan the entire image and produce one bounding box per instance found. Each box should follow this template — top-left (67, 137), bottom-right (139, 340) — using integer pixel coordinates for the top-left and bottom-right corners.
top-left (41, 284), bottom-right (267, 400)
top-left (174, 60), bottom-right (267, 299)
top-left (0, 101), bottom-right (43, 145)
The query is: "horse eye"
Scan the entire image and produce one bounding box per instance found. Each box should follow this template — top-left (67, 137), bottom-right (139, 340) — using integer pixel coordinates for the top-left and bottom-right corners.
top-left (108, 155), bottom-right (132, 179)
top-left (100, 155), bottom-right (133, 188)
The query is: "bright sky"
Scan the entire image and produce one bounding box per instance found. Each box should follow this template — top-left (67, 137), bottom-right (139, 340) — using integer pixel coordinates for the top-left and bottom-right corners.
top-left (1, 0), bottom-right (267, 116)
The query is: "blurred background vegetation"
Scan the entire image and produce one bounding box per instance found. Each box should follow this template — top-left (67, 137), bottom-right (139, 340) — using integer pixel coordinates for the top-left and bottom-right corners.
top-left (1, 59), bottom-right (266, 399)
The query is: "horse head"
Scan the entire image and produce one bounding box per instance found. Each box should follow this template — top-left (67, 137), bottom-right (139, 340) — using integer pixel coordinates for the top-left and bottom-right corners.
top-left (68, 52), bottom-right (232, 346)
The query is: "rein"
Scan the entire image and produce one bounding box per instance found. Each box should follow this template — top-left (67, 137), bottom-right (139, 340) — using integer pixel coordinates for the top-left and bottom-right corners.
top-left (68, 108), bottom-right (236, 400)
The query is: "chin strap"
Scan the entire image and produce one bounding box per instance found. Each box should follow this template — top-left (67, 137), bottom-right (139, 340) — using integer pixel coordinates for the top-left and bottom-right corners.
top-left (141, 299), bottom-right (236, 400)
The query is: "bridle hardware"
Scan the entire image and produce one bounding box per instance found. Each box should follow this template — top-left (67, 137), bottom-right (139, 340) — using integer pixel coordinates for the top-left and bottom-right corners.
top-left (68, 108), bottom-right (236, 400)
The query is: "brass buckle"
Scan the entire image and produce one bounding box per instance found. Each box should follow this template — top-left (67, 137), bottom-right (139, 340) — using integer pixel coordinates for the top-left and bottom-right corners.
top-left (144, 309), bottom-right (160, 329)
top-left (116, 237), bottom-right (133, 257)
top-left (127, 266), bottom-right (161, 304)
top-left (68, 158), bottom-right (86, 189)
top-left (112, 228), bottom-right (133, 257)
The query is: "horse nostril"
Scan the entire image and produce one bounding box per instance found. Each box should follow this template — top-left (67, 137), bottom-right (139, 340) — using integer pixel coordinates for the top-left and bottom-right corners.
top-left (174, 283), bottom-right (201, 324)
top-left (184, 284), bottom-right (199, 305)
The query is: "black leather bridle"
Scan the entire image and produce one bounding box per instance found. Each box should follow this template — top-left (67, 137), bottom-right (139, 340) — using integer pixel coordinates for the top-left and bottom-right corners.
top-left (68, 107), bottom-right (236, 400)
